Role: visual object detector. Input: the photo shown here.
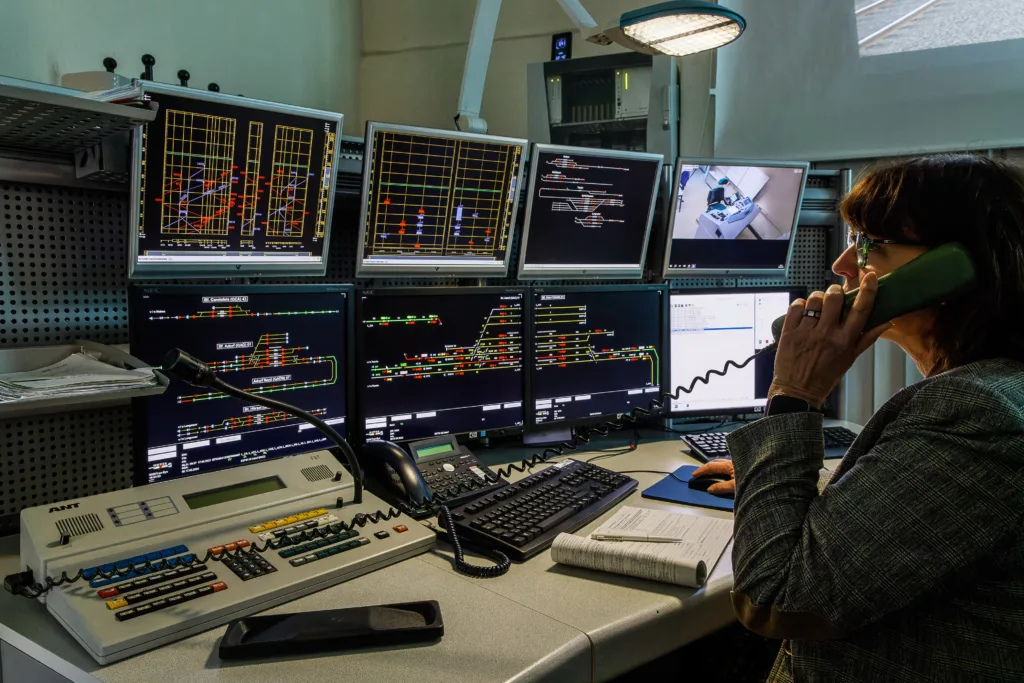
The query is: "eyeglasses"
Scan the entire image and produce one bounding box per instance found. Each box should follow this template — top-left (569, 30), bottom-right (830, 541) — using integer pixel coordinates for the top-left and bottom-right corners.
top-left (847, 230), bottom-right (915, 268)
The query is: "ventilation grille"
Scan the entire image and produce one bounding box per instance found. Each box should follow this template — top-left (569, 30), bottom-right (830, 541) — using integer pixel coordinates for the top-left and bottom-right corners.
top-left (55, 512), bottom-right (104, 538)
top-left (301, 464), bottom-right (335, 483)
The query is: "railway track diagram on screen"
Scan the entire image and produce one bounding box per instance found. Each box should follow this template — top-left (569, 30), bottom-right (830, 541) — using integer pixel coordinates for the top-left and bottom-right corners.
top-left (150, 106), bottom-right (335, 245)
top-left (536, 153), bottom-right (633, 229)
top-left (365, 303), bottom-right (522, 380)
top-left (534, 302), bottom-right (659, 384)
top-left (177, 408), bottom-right (328, 441)
top-left (365, 130), bottom-right (523, 257)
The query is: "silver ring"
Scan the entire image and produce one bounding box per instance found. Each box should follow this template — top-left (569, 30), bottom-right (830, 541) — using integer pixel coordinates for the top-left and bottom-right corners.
top-left (802, 309), bottom-right (821, 318)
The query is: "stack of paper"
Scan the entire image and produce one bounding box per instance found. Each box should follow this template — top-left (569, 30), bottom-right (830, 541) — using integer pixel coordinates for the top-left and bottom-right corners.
top-left (0, 352), bottom-right (158, 403)
top-left (551, 506), bottom-right (733, 588)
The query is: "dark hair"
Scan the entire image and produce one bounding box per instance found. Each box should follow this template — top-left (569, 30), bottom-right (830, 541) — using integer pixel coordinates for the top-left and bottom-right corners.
top-left (840, 153), bottom-right (1024, 373)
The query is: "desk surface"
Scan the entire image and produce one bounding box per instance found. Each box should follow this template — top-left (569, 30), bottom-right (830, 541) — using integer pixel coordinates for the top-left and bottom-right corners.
top-left (0, 422), bottom-right (858, 683)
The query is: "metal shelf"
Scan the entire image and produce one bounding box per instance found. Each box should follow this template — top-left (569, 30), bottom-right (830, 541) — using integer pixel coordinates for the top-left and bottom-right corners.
top-left (0, 341), bottom-right (167, 420)
top-left (0, 80), bottom-right (156, 189)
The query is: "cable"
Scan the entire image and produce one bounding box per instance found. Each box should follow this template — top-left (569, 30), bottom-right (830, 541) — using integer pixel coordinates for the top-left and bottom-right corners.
top-left (436, 505), bottom-right (511, 578)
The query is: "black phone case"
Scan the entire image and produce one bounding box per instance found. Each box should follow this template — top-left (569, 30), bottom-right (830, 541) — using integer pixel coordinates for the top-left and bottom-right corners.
top-left (218, 600), bottom-right (444, 660)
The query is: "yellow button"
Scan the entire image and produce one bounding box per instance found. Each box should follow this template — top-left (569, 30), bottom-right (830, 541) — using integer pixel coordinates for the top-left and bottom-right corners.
top-left (106, 598), bottom-right (128, 610)
top-left (311, 508), bottom-right (328, 516)
top-left (249, 524), bottom-right (265, 533)
top-left (262, 521), bottom-right (278, 530)
top-left (296, 512), bottom-right (311, 520)
top-left (283, 516), bottom-right (299, 524)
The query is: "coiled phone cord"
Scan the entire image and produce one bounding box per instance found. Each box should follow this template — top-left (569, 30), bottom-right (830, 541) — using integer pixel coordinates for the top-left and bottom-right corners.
top-left (436, 505), bottom-right (511, 578)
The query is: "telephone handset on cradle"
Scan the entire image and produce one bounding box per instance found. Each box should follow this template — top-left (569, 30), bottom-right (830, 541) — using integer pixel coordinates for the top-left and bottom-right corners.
top-left (360, 436), bottom-right (507, 517)
top-left (771, 242), bottom-right (978, 342)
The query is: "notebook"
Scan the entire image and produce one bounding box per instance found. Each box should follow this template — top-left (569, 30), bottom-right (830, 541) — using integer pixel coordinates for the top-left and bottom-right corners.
top-left (550, 506), bottom-right (733, 587)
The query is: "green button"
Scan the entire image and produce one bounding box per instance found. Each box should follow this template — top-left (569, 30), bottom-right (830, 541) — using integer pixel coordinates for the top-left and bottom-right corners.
top-left (279, 549), bottom-right (296, 558)
top-left (315, 550), bottom-right (331, 559)
top-left (325, 537), bottom-right (341, 546)
top-left (326, 547), bottom-right (341, 556)
top-left (345, 540), bottom-right (361, 549)
top-left (314, 539), bottom-right (329, 548)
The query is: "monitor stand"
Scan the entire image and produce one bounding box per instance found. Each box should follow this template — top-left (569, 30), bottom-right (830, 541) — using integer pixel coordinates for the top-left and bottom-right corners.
top-left (522, 426), bottom-right (572, 447)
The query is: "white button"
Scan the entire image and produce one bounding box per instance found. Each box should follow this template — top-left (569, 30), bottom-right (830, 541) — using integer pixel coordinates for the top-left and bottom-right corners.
top-left (442, 463), bottom-right (456, 472)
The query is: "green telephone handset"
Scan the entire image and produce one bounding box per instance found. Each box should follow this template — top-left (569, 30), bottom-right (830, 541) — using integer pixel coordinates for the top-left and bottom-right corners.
top-left (770, 242), bottom-right (978, 343)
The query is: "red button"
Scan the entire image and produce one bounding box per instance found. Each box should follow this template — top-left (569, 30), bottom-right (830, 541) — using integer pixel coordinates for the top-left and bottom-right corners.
top-left (235, 539), bottom-right (250, 548)
top-left (208, 545), bottom-right (224, 555)
top-left (98, 587), bottom-right (119, 599)
top-left (224, 543), bottom-right (238, 552)
top-left (211, 581), bottom-right (228, 592)
top-left (393, 525), bottom-right (409, 533)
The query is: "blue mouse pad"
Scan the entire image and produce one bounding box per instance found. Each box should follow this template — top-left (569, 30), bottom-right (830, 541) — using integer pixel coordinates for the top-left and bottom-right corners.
top-left (641, 465), bottom-right (735, 512)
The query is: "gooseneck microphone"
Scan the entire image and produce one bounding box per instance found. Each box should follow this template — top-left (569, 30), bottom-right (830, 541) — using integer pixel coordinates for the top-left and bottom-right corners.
top-left (160, 349), bottom-right (363, 504)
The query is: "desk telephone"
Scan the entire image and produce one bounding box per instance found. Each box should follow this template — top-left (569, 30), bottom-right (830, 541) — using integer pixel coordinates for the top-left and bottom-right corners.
top-left (359, 435), bottom-right (508, 512)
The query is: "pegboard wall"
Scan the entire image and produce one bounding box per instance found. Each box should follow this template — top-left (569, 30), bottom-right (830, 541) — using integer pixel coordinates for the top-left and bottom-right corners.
top-left (0, 177), bottom-right (835, 535)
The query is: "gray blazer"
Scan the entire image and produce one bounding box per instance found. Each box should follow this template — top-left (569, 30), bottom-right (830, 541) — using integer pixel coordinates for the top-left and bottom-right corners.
top-left (726, 358), bottom-right (1024, 682)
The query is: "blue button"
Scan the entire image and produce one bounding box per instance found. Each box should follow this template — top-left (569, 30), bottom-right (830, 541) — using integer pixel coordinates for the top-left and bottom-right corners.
top-left (181, 553), bottom-right (196, 564)
top-left (99, 563), bottom-right (115, 573)
top-left (82, 568), bottom-right (98, 580)
top-left (115, 560), bottom-right (131, 570)
top-left (169, 545), bottom-right (189, 555)
top-left (130, 555), bottom-right (147, 566)
top-left (144, 552), bottom-right (162, 562)
top-left (160, 548), bottom-right (178, 558)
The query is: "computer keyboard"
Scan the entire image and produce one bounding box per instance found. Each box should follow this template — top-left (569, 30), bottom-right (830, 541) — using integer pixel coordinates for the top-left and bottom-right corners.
top-left (441, 459), bottom-right (637, 561)
top-left (683, 426), bottom-right (858, 462)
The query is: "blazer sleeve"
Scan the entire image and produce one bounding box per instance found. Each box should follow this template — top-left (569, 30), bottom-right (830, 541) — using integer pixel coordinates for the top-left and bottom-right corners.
top-left (726, 380), bottom-right (1024, 640)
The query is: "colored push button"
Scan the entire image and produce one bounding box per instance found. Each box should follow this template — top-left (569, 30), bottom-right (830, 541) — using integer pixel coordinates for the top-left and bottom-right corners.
top-left (235, 539), bottom-right (250, 549)
top-left (374, 531), bottom-right (390, 540)
top-left (88, 545), bottom-right (191, 588)
top-left (393, 525), bottom-right (409, 533)
top-left (223, 543), bottom-right (238, 553)
top-left (106, 598), bottom-right (128, 610)
top-left (249, 508), bottom-right (328, 533)
top-left (209, 545), bottom-right (224, 555)
top-left (98, 587), bottom-right (120, 599)
top-left (211, 581), bottom-right (228, 592)
top-left (114, 579), bottom-right (226, 621)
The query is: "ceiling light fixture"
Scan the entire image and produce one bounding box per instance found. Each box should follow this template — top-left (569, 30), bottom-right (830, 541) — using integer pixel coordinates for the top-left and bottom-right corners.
top-left (601, 0), bottom-right (746, 57)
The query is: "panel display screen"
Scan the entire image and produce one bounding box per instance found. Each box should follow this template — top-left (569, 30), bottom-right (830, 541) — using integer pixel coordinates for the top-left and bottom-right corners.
top-left (359, 288), bottom-right (526, 441)
top-left (131, 286), bottom-right (350, 484)
top-left (131, 85), bottom-right (342, 277)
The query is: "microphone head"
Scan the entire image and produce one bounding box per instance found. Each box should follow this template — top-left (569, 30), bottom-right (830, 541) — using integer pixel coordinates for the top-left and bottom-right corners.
top-left (771, 315), bottom-right (785, 343)
top-left (161, 349), bottom-right (217, 387)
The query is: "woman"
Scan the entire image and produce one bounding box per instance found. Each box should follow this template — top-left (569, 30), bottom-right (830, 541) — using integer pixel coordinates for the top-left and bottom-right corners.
top-left (694, 154), bottom-right (1024, 681)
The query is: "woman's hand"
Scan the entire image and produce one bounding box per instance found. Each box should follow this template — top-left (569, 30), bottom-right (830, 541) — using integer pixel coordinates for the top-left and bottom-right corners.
top-left (691, 459), bottom-right (735, 496)
top-left (770, 274), bottom-right (890, 408)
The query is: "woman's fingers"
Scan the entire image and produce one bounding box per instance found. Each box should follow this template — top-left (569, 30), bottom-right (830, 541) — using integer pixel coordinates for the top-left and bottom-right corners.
top-left (692, 459), bottom-right (734, 478)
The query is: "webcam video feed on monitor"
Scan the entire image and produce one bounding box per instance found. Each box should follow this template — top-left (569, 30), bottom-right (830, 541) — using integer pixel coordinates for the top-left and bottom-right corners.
top-left (357, 123), bottom-right (527, 277)
top-left (518, 145), bottom-right (663, 279)
top-left (663, 159), bottom-right (808, 276)
top-left (130, 286), bottom-right (352, 484)
top-left (130, 83), bottom-right (343, 278)
top-left (531, 286), bottom-right (665, 427)
top-left (669, 288), bottom-right (801, 416)
top-left (358, 288), bottom-right (525, 442)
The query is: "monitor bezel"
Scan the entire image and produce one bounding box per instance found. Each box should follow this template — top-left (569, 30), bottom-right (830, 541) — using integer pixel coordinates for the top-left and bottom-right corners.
top-left (526, 283), bottom-right (669, 432)
top-left (661, 157), bottom-right (810, 278)
top-left (355, 285), bottom-right (530, 444)
top-left (517, 143), bottom-right (665, 280)
top-left (128, 82), bottom-right (344, 280)
top-left (666, 286), bottom-right (806, 419)
top-left (129, 283), bottom-right (356, 486)
top-left (355, 121), bottom-right (530, 278)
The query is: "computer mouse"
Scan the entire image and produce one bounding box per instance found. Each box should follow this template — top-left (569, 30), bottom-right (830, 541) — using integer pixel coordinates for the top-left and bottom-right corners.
top-left (688, 473), bottom-right (734, 498)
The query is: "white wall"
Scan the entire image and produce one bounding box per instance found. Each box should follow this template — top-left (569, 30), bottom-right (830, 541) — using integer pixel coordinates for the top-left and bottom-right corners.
top-left (359, 0), bottom-right (713, 150)
top-left (0, 0), bottom-right (363, 134)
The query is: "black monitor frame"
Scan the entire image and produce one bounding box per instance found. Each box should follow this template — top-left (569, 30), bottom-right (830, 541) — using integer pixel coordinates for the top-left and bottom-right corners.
top-left (129, 284), bottom-right (355, 486)
top-left (526, 283), bottom-right (669, 432)
top-left (355, 285), bottom-right (529, 444)
top-left (666, 286), bottom-right (805, 419)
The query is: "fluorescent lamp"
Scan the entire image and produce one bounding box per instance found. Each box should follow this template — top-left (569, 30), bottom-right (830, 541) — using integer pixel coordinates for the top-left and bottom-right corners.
top-left (613, 1), bottom-right (745, 57)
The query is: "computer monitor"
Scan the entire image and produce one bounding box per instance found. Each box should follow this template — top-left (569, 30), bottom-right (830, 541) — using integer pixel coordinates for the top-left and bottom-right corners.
top-left (529, 285), bottom-right (667, 428)
top-left (130, 285), bottom-right (353, 484)
top-left (129, 83), bottom-right (343, 279)
top-left (668, 288), bottom-right (803, 416)
top-left (662, 158), bottom-right (809, 277)
top-left (357, 287), bottom-right (526, 442)
top-left (518, 144), bottom-right (664, 279)
top-left (356, 122), bottom-right (528, 277)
